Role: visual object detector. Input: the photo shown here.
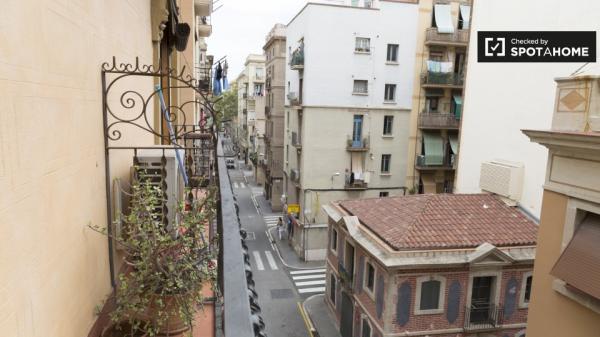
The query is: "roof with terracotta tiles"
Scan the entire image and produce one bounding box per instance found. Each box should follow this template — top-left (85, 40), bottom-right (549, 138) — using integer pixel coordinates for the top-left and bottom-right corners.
top-left (337, 194), bottom-right (538, 251)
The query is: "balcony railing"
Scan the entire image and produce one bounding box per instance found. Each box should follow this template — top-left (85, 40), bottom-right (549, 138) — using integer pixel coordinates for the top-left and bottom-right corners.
top-left (421, 71), bottom-right (464, 87)
top-left (338, 261), bottom-right (354, 290)
top-left (418, 113), bottom-right (460, 129)
top-left (416, 154), bottom-right (456, 170)
top-left (345, 179), bottom-right (368, 190)
top-left (464, 304), bottom-right (504, 331)
top-left (425, 27), bottom-right (469, 45)
top-left (287, 92), bottom-right (301, 106)
top-left (346, 135), bottom-right (370, 151)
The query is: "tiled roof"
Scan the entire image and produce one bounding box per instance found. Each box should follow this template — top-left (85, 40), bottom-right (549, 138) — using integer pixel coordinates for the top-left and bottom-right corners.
top-left (338, 194), bottom-right (538, 251)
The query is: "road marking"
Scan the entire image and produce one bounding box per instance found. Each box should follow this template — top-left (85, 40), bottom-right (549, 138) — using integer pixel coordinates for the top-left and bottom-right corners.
top-left (263, 215), bottom-right (281, 227)
top-left (298, 287), bottom-right (326, 294)
top-left (295, 280), bottom-right (326, 287)
top-left (253, 251), bottom-right (264, 271)
top-left (233, 182), bottom-right (239, 189)
top-left (290, 269), bottom-right (326, 275)
top-left (240, 182), bottom-right (246, 188)
top-left (298, 302), bottom-right (316, 337)
top-left (264, 251), bottom-right (278, 270)
top-left (292, 274), bottom-right (326, 281)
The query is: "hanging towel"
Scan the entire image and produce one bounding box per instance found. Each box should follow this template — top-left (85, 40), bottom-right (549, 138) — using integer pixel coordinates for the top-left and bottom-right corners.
top-left (427, 60), bottom-right (442, 72)
top-left (440, 62), bottom-right (454, 73)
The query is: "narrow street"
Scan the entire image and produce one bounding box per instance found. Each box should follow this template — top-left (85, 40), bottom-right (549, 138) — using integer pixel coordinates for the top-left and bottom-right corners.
top-left (224, 137), bottom-right (322, 337)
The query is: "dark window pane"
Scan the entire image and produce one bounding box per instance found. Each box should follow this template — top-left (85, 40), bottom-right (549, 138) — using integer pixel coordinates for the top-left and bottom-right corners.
top-left (330, 274), bottom-right (336, 304)
top-left (525, 276), bottom-right (532, 303)
top-left (367, 263), bottom-right (375, 291)
top-left (362, 319), bottom-right (371, 337)
top-left (420, 280), bottom-right (441, 310)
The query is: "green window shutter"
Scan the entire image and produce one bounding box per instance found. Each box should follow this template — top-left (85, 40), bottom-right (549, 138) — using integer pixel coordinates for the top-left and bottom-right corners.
top-left (423, 132), bottom-right (444, 165)
top-left (453, 95), bottom-right (463, 119)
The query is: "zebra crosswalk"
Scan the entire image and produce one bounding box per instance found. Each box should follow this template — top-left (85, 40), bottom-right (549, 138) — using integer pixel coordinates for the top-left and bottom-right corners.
top-left (252, 250), bottom-right (279, 271)
top-left (263, 214), bottom-right (282, 227)
top-left (232, 182), bottom-right (246, 189)
top-left (290, 268), bottom-right (326, 294)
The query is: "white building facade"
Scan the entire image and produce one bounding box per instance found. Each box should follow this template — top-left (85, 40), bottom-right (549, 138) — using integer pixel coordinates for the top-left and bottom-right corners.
top-left (284, 0), bottom-right (419, 260)
top-left (455, 0), bottom-right (600, 219)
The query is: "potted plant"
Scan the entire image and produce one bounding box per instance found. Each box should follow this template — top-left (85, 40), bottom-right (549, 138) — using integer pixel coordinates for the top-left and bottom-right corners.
top-left (91, 179), bottom-right (217, 336)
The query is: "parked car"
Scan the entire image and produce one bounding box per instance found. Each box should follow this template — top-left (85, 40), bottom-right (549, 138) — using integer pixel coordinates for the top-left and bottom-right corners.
top-left (226, 158), bottom-right (235, 169)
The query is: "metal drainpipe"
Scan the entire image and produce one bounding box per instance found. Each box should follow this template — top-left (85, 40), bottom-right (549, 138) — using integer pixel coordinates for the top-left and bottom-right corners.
top-left (302, 188), bottom-right (313, 261)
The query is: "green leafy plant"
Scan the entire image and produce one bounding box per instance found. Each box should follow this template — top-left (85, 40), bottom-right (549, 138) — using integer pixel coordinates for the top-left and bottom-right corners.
top-left (91, 179), bottom-right (217, 336)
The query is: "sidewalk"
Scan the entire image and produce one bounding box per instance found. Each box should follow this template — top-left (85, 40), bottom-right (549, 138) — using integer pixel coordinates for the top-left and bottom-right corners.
top-left (303, 294), bottom-right (341, 337)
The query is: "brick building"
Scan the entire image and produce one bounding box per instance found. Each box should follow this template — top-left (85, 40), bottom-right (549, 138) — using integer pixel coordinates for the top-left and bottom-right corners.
top-left (322, 194), bottom-right (538, 337)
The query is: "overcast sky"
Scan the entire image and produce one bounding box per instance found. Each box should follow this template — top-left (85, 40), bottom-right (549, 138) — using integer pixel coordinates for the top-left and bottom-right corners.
top-left (207, 0), bottom-right (308, 78)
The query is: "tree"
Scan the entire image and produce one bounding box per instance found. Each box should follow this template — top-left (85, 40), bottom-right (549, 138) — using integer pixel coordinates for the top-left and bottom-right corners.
top-left (214, 82), bottom-right (238, 124)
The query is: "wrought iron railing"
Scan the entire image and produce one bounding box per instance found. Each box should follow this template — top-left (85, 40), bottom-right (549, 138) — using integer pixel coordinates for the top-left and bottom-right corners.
top-left (418, 113), bottom-right (460, 129)
top-left (338, 261), bottom-right (354, 290)
top-left (425, 27), bottom-right (470, 45)
top-left (346, 135), bottom-right (370, 151)
top-left (464, 303), bottom-right (504, 330)
top-left (421, 71), bottom-right (464, 86)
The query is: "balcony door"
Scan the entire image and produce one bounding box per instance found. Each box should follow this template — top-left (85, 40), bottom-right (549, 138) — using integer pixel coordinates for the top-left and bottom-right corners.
top-left (352, 115), bottom-right (363, 147)
top-left (470, 276), bottom-right (494, 323)
top-left (344, 242), bottom-right (355, 281)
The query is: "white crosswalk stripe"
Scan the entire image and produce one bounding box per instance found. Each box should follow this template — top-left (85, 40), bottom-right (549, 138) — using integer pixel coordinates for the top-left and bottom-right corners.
top-left (263, 215), bottom-right (281, 227)
top-left (290, 268), bottom-right (327, 295)
top-left (264, 251), bottom-right (278, 270)
top-left (251, 251), bottom-right (280, 271)
top-left (240, 182), bottom-right (246, 188)
top-left (233, 182), bottom-right (239, 189)
top-left (252, 251), bottom-right (264, 271)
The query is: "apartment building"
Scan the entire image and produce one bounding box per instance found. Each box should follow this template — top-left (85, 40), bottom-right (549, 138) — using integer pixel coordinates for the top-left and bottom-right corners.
top-left (0, 0), bottom-right (215, 336)
top-left (263, 24), bottom-right (287, 211)
top-left (284, 0), bottom-right (419, 260)
top-left (405, 0), bottom-right (471, 194)
top-left (323, 194), bottom-right (537, 337)
top-left (455, 0), bottom-right (600, 218)
top-left (236, 54), bottom-right (267, 182)
top-left (522, 75), bottom-right (600, 337)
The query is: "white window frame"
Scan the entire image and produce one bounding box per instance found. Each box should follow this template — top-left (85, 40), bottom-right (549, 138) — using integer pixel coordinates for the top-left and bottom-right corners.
top-left (380, 154), bottom-right (391, 173)
top-left (353, 80), bottom-right (369, 95)
top-left (355, 37), bottom-right (371, 53)
top-left (515, 329), bottom-right (527, 337)
top-left (383, 115), bottom-right (394, 135)
top-left (330, 227), bottom-right (338, 255)
top-left (360, 316), bottom-right (373, 337)
top-left (519, 271), bottom-right (533, 308)
top-left (384, 84), bottom-right (396, 102)
top-left (363, 259), bottom-right (376, 299)
top-left (414, 275), bottom-right (447, 315)
top-left (344, 240), bottom-right (356, 278)
top-left (466, 270), bottom-right (502, 312)
top-left (552, 198), bottom-right (600, 314)
top-left (386, 44), bottom-right (399, 63)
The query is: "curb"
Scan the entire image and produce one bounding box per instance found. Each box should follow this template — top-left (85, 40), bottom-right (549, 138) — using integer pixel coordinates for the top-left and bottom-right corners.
top-left (265, 226), bottom-right (326, 270)
top-left (301, 294), bottom-right (323, 337)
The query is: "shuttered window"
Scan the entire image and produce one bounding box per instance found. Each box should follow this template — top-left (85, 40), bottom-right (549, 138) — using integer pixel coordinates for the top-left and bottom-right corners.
top-left (420, 280), bottom-right (441, 310)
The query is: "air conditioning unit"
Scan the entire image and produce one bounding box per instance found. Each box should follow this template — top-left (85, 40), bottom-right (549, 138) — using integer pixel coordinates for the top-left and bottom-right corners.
top-left (133, 149), bottom-right (183, 227)
top-left (479, 159), bottom-right (524, 202)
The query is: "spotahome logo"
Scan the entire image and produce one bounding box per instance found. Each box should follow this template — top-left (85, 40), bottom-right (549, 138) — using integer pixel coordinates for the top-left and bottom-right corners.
top-left (478, 31), bottom-right (596, 62)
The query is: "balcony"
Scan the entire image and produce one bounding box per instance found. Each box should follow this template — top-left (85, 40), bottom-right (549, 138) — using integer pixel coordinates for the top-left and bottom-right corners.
top-left (416, 154), bottom-right (456, 171)
top-left (421, 71), bottom-right (464, 88)
top-left (418, 113), bottom-right (460, 129)
top-left (338, 262), bottom-right (354, 290)
top-left (345, 179), bottom-right (368, 190)
top-left (464, 304), bottom-right (504, 331)
top-left (290, 46), bottom-right (304, 70)
top-left (195, 15), bottom-right (212, 38)
top-left (292, 131), bottom-right (302, 149)
top-left (194, 0), bottom-right (212, 17)
top-left (425, 27), bottom-right (469, 46)
top-left (346, 135), bottom-right (370, 152)
top-left (287, 92), bottom-right (301, 106)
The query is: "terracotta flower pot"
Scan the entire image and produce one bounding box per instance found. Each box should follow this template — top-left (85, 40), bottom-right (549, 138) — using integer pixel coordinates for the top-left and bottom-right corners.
top-left (101, 322), bottom-right (147, 337)
top-left (137, 294), bottom-right (190, 335)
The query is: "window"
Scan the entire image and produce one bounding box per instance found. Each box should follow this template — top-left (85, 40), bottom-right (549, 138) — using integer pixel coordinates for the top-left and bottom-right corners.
top-left (361, 318), bottom-right (372, 337)
top-left (420, 280), bottom-right (441, 310)
top-left (384, 84), bottom-right (396, 102)
top-left (353, 80), bottom-right (368, 94)
top-left (331, 228), bottom-right (338, 253)
top-left (387, 44), bottom-right (399, 62)
top-left (256, 68), bottom-right (264, 79)
top-left (380, 154), bottom-right (391, 173)
top-left (383, 115), bottom-right (393, 135)
top-left (254, 84), bottom-right (263, 96)
top-left (379, 192), bottom-right (389, 197)
top-left (355, 37), bottom-right (370, 53)
top-left (365, 261), bottom-right (375, 294)
top-left (330, 273), bottom-right (337, 305)
top-left (524, 276), bottom-right (532, 302)
top-left (415, 275), bottom-right (446, 314)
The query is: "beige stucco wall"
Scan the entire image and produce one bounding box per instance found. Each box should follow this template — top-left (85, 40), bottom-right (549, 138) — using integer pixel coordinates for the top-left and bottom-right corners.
top-left (0, 1), bottom-right (155, 336)
top-left (527, 191), bottom-right (600, 336)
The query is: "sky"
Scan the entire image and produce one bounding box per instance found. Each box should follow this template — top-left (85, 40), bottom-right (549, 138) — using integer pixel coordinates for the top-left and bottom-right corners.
top-left (207, 0), bottom-right (308, 78)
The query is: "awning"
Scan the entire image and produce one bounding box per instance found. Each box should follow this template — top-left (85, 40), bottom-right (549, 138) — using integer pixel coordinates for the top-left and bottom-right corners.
top-left (449, 134), bottom-right (459, 154)
top-left (453, 95), bottom-right (463, 119)
top-left (434, 4), bottom-right (455, 34)
top-left (460, 5), bottom-right (471, 29)
top-left (422, 131), bottom-right (444, 165)
top-left (551, 213), bottom-right (600, 300)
